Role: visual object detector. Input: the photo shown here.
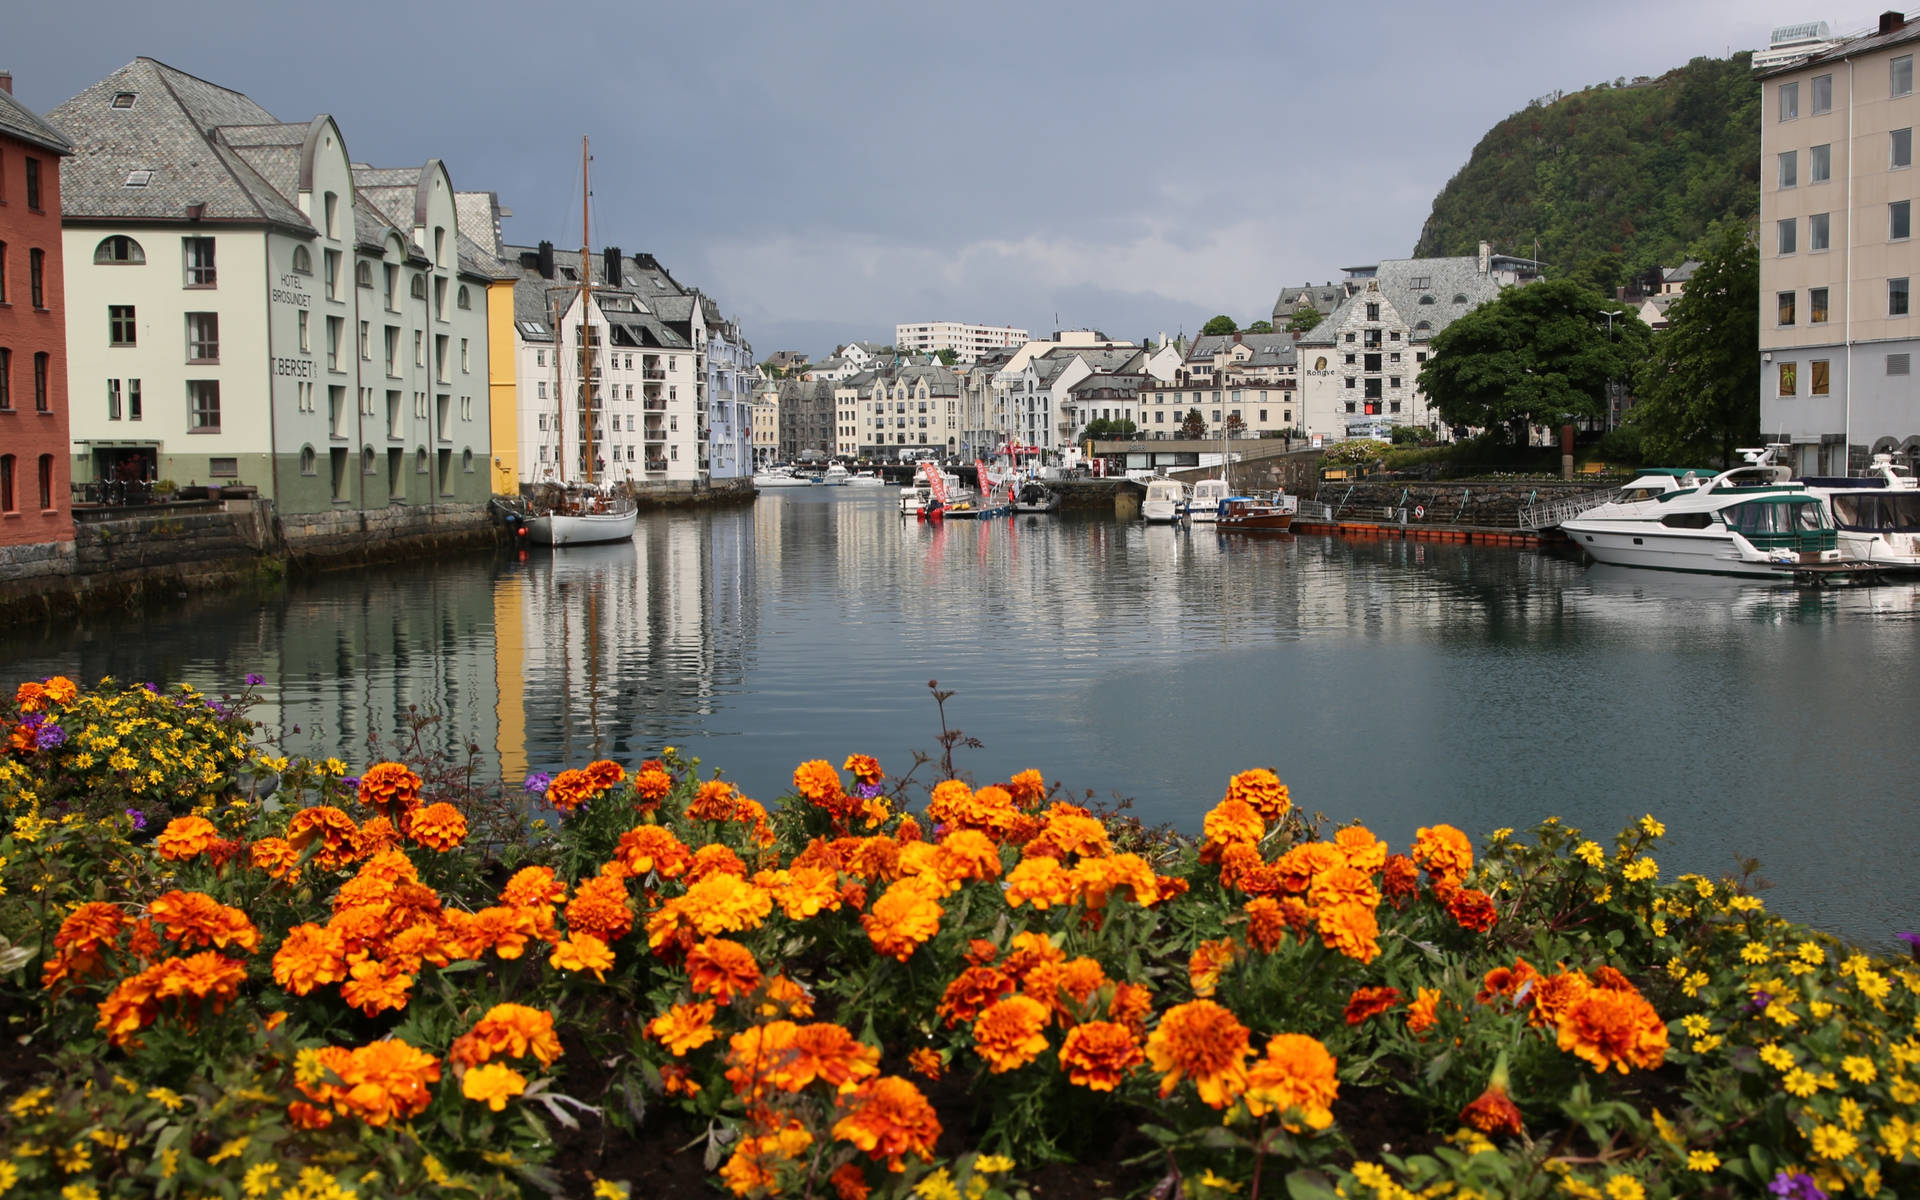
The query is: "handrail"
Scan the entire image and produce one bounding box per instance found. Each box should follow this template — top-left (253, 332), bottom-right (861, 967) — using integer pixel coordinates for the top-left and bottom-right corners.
top-left (1519, 486), bottom-right (1621, 530)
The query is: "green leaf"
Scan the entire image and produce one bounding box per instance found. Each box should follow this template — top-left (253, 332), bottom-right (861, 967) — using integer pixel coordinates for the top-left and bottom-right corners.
top-left (1424, 1047), bottom-right (1455, 1086)
top-left (1284, 1168), bottom-right (1341, 1200)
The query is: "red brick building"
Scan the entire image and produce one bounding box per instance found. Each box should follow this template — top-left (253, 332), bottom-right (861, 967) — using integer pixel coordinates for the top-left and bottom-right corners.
top-left (0, 73), bottom-right (74, 550)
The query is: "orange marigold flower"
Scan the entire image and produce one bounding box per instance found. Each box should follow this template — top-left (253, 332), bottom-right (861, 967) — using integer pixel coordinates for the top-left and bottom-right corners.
top-left (907, 1047), bottom-right (944, 1080)
top-left (1555, 984), bottom-right (1668, 1074)
top-left (340, 955), bottom-right (413, 1016)
top-left (794, 759), bottom-right (847, 804)
top-left (1406, 987), bottom-right (1441, 1038)
top-left (1003, 855), bottom-right (1074, 909)
top-left (831, 1076), bottom-right (941, 1173)
top-left (248, 836), bottom-right (301, 882)
top-left (286, 805), bottom-right (361, 870)
top-left (1005, 768), bottom-right (1048, 809)
top-left (149, 890), bottom-right (260, 953)
top-left (584, 759), bottom-right (625, 790)
top-left (1245, 897), bottom-right (1290, 953)
top-left (404, 802), bottom-right (467, 852)
top-left (355, 762), bottom-right (421, 818)
top-left (686, 842), bottom-right (749, 883)
top-left (1344, 986), bottom-right (1402, 1025)
top-left (461, 1061), bottom-right (527, 1111)
top-left (545, 768), bottom-right (597, 815)
top-left (14, 681), bottom-right (47, 712)
top-left (1058, 1020), bottom-right (1144, 1091)
top-left (771, 1023), bottom-right (883, 1093)
top-left (1308, 864), bottom-right (1380, 911)
top-left (502, 865), bottom-right (568, 908)
top-left (1225, 768), bottom-right (1291, 822)
top-left (461, 905), bottom-right (541, 960)
top-left (1461, 1081), bottom-right (1524, 1135)
top-left (1411, 824), bottom-right (1473, 885)
top-left (1529, 970), bottom-right (1591, 1029)
top-left (771, 865), bottom-right (843, 920)
top-left (843, 753), bottom-right (884, 785)
top-left (645, 873), bottom-right (775, 951)
top-left (95, 953), bottom-right (248, 1046)
top-left (320, 1038), bottom-right (441, 1126)
top-left (1201, 797), bottom-right (1265, 859)
top-left (933, 828), bottom-right (1002, 885)
top-left (687, 779), bottom-right (741, 822)
top-left (720, 1120), bottom-right (814, 1196)
top-left (615, 824), bottom-right (692, 879)
top-left (1476, 959), bottom-right (1541, 1007)
top-left (1446, 886), bottom-right (1499, 933)
top-left (647, 1001), bottom-right (720, 1056)
top-left (1381, 853), bottom-right (1421, 905)
top-left (1071, 852), bottom-right (1162, 908)
top-left (549, 932), bottom-right (615, 981)
top-left (287, 1100), bottom-right (333, 1130)
top-left (1244, 1032), bottom-right (1339, 1130)
top-left (687, 936), bottom-right (763, 1005)
top-left (42, 675), bottom-right (78, 705)
top-left (1109, 981), bottom-right (1154, 1038)
top-left (938, 964), bottom-right (1015, 1028)
top-left (155, 816), bottom-right (221, 862)
top-left (1188, 938), bottom-right (1238, 998)
top-left (453, 1003), bottom-right (564, 1067)
top-left (860, 877), bottom-right (943, 962)
top-left (273, 923), bottom-right (349, 994)
top-left (1022, 806), bottom-right (1112, 861)
top-left (972, 995), bottom-right (1051, 1072)
top-left (660, 1062), bottom-right (702, 1097)
top-left (42, 902), bottom-right (128, 991)
top-left (349, 813), bottom-right (400, 857)
top-left (1003, 930), bottom-right (1066, 981)
top-left (1272, 841), bottom-right (1343, 893)
top-left (634, 767), bottom-right (673, 808)
top-left (566, 873), bottom-right (634, 942)
top-left (1333, 825), bottom-right (1388, 874)
top-left (1316, 901), bottom-right (1381, 965)
top-left (1145, 999), bottom-right (1250, 1109)
top-left (758, 973), bottom-right (815, 1019)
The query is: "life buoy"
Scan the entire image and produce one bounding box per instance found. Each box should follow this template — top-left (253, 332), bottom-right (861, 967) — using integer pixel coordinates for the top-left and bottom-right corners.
top-left (1413, 504), bottom-right (1426, 519)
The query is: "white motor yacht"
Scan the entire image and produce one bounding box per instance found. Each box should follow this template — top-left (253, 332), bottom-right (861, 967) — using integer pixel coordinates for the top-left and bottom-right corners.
top-left (1189, 478), bottom-right (1231, 523)
top-left (1802, 454), bottom-right (1920, 569)
top-left (820, 463), bottom-right (851, 486)
top-left (1140, 478), bottom-right (1189, 523)
top-left (848, 470), bottom-right (888, 486)
top-left (1560, 447), bottom-right (1843, 576)
top-left (753, 466), bottom-right (813, 488)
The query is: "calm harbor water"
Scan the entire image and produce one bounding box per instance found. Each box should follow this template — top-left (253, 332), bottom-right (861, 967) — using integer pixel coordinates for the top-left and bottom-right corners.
top-left (6, 487), bottom-right (1918, 946)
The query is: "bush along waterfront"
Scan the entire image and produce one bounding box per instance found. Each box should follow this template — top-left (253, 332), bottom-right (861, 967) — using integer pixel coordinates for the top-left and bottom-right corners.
top-left (1, 679), bottom-right (1918, 1199)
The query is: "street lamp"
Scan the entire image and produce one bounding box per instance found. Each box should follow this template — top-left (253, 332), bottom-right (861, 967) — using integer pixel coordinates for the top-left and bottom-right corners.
top-left (1597, 309), bottom-right (1622, 430)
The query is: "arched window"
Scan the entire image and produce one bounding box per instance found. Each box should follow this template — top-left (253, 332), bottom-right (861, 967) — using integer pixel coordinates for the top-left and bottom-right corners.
top-left (291, 245), bottom-right (313, 275)
top-left (462, 448), bottom-right (474, 472)
top-left (1418, 294), bottom-right (1435, 305)
top-left (1414, 320), bottom-right (1432, 332)
top-left (356, 261), bottom-right (373, 288)
top-left (300, 445), bottom-right (317, 475)
top-left (456, 285), bottom-right (471, 310)
top-left (361, 446), bottom-right (375, 475)
top-left (410, 274), bottom-right (427, 300)
top-left (1453, 293), bottom-right (1469, 304)
top-left (415, 447), bottom-right (428, 474)
top-left (93, 235), bottom-right (146, 264)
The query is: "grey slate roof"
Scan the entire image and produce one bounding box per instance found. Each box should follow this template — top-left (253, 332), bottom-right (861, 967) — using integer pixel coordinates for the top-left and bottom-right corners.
top-left (1663, 260), bottom-right (1701, 287)
top-left (505, 244), bottom-right (692, 349)
top-left (0, 87), bottom-right (73, 155)
top-left (51, 58), bottom-right (311, 230)
top-left (1069, 372), bottom-right (1146, 397)
top-left (1271, 284), bottom-right (1348, 322)
top-left (1187, 332), bottom-right (1298, 367)
top-left (1296, 254), bottom-right (1507, 346)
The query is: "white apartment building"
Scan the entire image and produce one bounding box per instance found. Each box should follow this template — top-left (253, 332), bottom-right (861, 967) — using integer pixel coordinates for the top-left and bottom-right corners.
top-left (53, 59), bottom-right (497, 513)
top-left (893, 320), bottom-right (1029, 361)
top-left (1759, 11), bottom-right (1920, 473)
top-left (1139, 332), bottom-right (1303, 438)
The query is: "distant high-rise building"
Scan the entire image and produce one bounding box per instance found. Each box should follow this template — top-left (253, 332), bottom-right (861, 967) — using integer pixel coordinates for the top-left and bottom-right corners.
top-left (893, 321), bottom-right (1028, 361)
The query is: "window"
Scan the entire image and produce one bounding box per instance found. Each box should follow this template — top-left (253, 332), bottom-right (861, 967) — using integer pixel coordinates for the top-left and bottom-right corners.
top-left (1778, 291), bottom-right (1796, 326)
top-left (186, 312), bottom-right (218, 362)
top-left (183, 237), bottom-right (216, 287)
top-left (1891, 277), bottom-right (1910, 317)
top-left (24, 157), bottom-right (40, 209)
top-left (1811, 143), bottom-right (1831, 182)
top-left (292, 245), bottom-right (312, 274)
top-left (1366, 302), bottom-right (1379, 321)
top-left (0, 240), bottom-right (6, 302)
top-left (1895, 201), bottom-right (1912, 241)
top-left (94, 236), bottom-right (145, 265)
top-left (1897, 128), bottom-right (1915, 170)
top-left (1779, 80), bottom-right (1799, 121)
top-left (358, 320), bottom-right (370, 361)
top-left (1811, 286), bottom-right (1830, 323)
top-left (1812, 72), bottom-right (1833, 113)
top-left (107, 378), bottom-right (121, 420)
top-left (1778, 362), bottom-right (1797, 396)
top-left (456, 285), bottom-right (471, 310)
top-left (109, 305), bottom-right (137, 346)
top-left (1811, 212), bottom-right (1830, 251)
top-left (1779, 150), bottom-right (1797, 188)
top-left (1778, 218), bottom-right (1797, 255)
top-left (33, 354), bottom-right (46, 412)
top-left (128, 379), bottom-right (141, 420)
top-left (326, 316), bottom-right (342, 370)
top-left (300, 446), bottom-right (317, 475)
top-left (414, 331), bottom-right (424, 366)
top-left (29, 248), bottom-right (44, 307)
top-left (210, 457), bottom-right (238, 479)
top-left (460, 337), bottom-right (470, 373)
top-left (1453, 293), bottom-right (1469, 304)
top-left (188, 381), bottom-right (220, 430)
top-left (410, 274), bottom-right (426, 300)
top-left (434, 277), bottom-right (447, 319)
top-left (1810, 360), bottom-right (1830, 395)
top-left (37, 456), bottom-right (52, 510)
top-left (1891, 353), bottom-right (1912, 375)
top-left (298, 309), bottom-right (310, 352)
top-left (1895, 55), bottom-right (1914, 98)
top-left (356, 261), bottom-right (373, 288)
top-left (324, 250), bottom-right (340, 300)
top-left (324, 193), bottom-right (339, 239)
top-left (384, 327), bottom-right (398, 376)
top-left (0, 456), bottom-right (11, 511)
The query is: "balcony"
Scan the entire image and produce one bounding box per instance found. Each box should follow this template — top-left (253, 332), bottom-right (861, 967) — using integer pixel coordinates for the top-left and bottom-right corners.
top-left (643, 399), bottom-right (667, 412)
top-left (645, 457), bottom-right (667, 473)
top-left (643, 369), bottom-right (667, 380)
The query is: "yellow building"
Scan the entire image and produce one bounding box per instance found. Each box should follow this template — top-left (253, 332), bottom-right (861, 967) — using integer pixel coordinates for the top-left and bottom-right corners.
top-left (456, 191), bottom-right (522, 494)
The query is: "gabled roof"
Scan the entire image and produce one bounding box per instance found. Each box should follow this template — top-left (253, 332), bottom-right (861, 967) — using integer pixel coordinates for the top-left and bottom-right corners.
top-left (0, 87), bottom-right (74, 155)
top-left (51, 58), bottom-right (311, 230)
top-left (1271, 284), bottom-right (1348, 320)
top-left (1664, 260), bottom-right (1701, 286)
top-left (1186, 332), bottom-right (1298, 366)
top-left (1068, 372), bottom-right (1146, 396)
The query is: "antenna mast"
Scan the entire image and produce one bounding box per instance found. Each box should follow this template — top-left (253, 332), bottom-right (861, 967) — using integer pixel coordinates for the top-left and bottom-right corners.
top-left (579, 136), bottom-right (596, 486)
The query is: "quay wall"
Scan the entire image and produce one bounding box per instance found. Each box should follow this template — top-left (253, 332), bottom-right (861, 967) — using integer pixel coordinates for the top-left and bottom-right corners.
top-left (1311, 479), bottom-right (1607, 528)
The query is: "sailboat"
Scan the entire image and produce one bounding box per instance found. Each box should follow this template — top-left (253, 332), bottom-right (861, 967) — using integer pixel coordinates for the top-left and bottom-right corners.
top-left (521, 137), bottom-right (637, 547)
top-left (1189, 421), bottom-right (1231, 523)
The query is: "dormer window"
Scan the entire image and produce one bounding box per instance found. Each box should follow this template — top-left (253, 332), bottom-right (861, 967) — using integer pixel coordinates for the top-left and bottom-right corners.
top-left (93, 235), bottom-right (145, 264)
top-left (1453, 293), bottom-right (1469, 304)
top-left (124, 170), bottom-right (154, 189)
top-left (111, 92), bottom-right (136, 109)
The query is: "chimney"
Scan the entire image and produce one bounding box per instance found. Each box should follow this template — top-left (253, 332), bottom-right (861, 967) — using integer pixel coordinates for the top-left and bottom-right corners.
top-left (185, 202), bottom-right (205, 221)
top-left (1881, 9), bottom-right (1906, 34)
top-left (603, 246), bottom-right (622, 287)
top-left (1233, 331), bottom-right (1243, 344)
top-left (0, 71), bottom-right (12, 96)
top-left (536, 240), bottom-right (554, 280)
top-left (1478, 241), bottom-right (1492, 274)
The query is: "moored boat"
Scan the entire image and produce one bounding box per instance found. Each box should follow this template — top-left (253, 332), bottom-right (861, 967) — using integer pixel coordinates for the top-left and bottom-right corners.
top-left (1189, 478), bottom-right (1231, 524)
top-left (753, 466), bottom-right (814, 488)
top-left (1140, 479), bottom-right (1189, 523)
top-left (1802, 454), bottom-right (1920, 570)
top-left (1013, 481), bottom-right (1060, 513)
top-left (1216, 493), bottom-right (1297, 532)
top-left (820, 463), bottom-right (850, 486)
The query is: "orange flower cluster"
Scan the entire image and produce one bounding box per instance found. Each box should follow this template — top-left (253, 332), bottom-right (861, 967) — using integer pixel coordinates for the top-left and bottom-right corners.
top-left (1243, 1032), bottom-right (1339, 1130)
top-left (971, 994), bottom-right (1051, 1072)
top-left (843, 753), bottom-right (883, 786)
top-left (634, 760), bottom-right (674, 810)
top-left (149, 889), bottom-right (260, 953)
top-left (645, 872), bottom-right (774, 952)
top-left (269, 850), bottom-right (465, 1017)
top-left (95, 951), bottom-right (248, 1046)
top-left (1145, 999), bottom-right (1251, 1109)
top-left (687, 937), bottom-right (762, 1004)
top-left (404, 802), bottom-right (467, 852)
top-left (292, 1039), bottom-right (441, 1127)
top-left (829, 1075), bottom-right (941, 1173)
top-left (719, 1117), bottom-right (814, 1197)
top-left (286, 805), bottom-right (362, 871)
top-left (1057, 1020), bottom-right (1145, 1091)
top-left (41, 902), bottom-right (130, 991)
top-left (449, 1003), bottom-right (563, 1071)
top-left (1411, 823), bottom-right (1474, 889)
top-left (1344, 985), bottom-right (1402, 1025)
top-left (1225, 768), bottom-right (1291, 822)
top-left (355, 761), bottom-right (421, 820)
top-left (1553, 972), bottom-right (1669, 1074)
top-left (860, 877), bottom-right (944, 961)
top-left (155, 815), bottom-right (221, 862)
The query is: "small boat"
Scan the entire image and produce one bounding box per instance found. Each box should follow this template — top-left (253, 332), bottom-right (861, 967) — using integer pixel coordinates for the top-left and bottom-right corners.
top-left (1189, 478), bottom-right (1231, 524)
top-left (1802, 454), bottom-right (1920, 570)
top-left (1216, 493), bottom-right (1297, 532)
top-left (899, 466), bottom-right (970, 515)
top-left (1141, 479), bottom-right (1189, 523)
top-left (847, 470), bottom-right (888, 487)
top-left (820, 463), bottom-right (851, 486)
top-left (753, 467), bottom-right (814, 488)
top-left (1560, 446), bottom-right (1845, 577)
top-left (1013, 481), bottom-right (1060, 513)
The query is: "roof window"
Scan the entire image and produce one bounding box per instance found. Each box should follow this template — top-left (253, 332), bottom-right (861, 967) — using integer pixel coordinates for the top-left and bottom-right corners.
top-left (111, 92), bottom-right (136, 109)
top-left (124, 170), bottom-right (154, 189)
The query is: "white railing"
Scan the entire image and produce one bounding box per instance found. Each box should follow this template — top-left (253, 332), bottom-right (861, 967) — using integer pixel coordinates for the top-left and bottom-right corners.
top-left (1294, 499), bottom-right (1334, 522)
top-left (1519, 487), bottom-right (1619, 530)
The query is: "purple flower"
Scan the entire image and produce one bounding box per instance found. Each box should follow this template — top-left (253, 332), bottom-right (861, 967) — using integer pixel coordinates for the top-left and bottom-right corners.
top-left (125, 808), bottom-right (147, 831)
top-left (33, 724), bottom-right (66, 751)
top-left (855, 781), bottom-right (884, 800)
top-left (1898, 931), bottom-right (1920, 961)
top-left (143, 682), bottom-right (159, 693)
top-left (245, 673), bottom-right (264, 687)
top-left (1747, 990), bottom-right (1773, 1014)
top-left (339, 776), bottom-right (360, 790)
top-left (1769, 1172), bottom-right (1828, 1200)
top-left (524, 772), bottom-right (554, 795)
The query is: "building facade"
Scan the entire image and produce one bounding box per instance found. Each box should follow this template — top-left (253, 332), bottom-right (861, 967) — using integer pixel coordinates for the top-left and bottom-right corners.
top-left (1759, 12), bottom-right (1920, 473)
top-left (1138, 332), bottom-right (1302, 439)
top-left (892, 320), bottom-right (1028, 361)
top-left (0, 75), bottom-right (75, 551)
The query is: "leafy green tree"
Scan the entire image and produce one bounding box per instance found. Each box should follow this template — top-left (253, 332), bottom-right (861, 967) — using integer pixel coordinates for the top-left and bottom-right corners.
top-left (1418, 278), bottom-right (1649, 441)
top-left (1225, 413), bottom-right (1246, 439)
top-left (1200, 315), bottom-right (1238, 337)
top-left (934, 348), bottom-right (959, 366)
top-left (1180, 408), bottom-right (1208, 439)
top-left (1286, 307), bottom-right (1324, 334)
top-left (1629, 218), bottom-right (1759, 465)
top-left (1246, 320), bottom-right (1274, 334)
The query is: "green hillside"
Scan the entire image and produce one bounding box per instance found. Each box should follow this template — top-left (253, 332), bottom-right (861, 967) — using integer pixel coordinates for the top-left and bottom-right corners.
top-left (1413, 54), bottom-right (1759, 288)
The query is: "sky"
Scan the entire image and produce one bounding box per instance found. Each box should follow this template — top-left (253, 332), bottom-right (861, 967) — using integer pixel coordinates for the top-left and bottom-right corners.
top-left (8, 0), bottom-right (1878, 359)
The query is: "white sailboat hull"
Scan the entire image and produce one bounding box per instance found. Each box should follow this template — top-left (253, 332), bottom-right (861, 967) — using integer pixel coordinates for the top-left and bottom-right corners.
top-left (526, 508), bottom-right (638, 546)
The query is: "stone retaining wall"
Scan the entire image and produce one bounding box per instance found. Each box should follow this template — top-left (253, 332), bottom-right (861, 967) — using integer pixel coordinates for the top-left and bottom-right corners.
top-left (1311, 479), bottom-right (1607, 528)
top-left (280, 502), bottom-right (495, 567)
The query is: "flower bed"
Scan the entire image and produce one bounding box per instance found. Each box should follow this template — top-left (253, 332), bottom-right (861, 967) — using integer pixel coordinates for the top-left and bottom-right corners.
top-left (1, 678), bottom-right (1917, 1199)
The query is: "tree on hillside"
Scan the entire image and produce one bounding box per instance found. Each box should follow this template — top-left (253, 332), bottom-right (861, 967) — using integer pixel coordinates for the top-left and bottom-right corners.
top-left (1418, 278), bottom-right (1650, 441)
top-left (1246, 320), bottom-right (1274, 334)
top-left (1286, 307), bottom-right (1324, 334)
top-left (934, 348), bottom-right (959, 366)
top-left (1200, 315), bottom-right (1238, 337)
top-left (1629, 218), bottom-right (1760, 465)
top-left (1180, 408), bottom-right (1208, 439)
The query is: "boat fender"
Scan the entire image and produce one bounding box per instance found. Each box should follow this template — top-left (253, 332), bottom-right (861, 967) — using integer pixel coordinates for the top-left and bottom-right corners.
top-left (1413, 504), bottom-right (1426, 520)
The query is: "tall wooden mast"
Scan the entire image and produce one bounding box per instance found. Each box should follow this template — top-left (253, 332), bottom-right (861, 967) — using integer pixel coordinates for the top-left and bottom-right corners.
top-left (579, 136), bottom-right (596, 485)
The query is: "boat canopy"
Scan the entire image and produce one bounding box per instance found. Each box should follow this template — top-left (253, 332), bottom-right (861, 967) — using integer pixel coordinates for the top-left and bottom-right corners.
top-left (1830, 492), bottom-right (1920, 531)
top-left (1723, 495), bottom-right (1837, 552)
